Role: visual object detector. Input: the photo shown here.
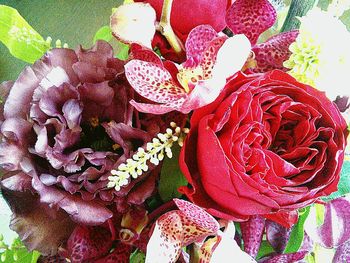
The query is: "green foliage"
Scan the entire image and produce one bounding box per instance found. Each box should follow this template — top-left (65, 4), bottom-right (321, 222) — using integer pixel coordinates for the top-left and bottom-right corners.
top-left (283, 206), bottom-right (311, 254)
top-left (322, 161), bottom-right (350, 202)
top-left (0, 5), bottom-right (50, 63)
top-left (115, 40), bottom-right (130, 60)
top-left (257, 240), bottom-right (275, 260)
top-left (130, 249), bottom-right (146, 263)
top-left (93, 25), bottom-right (112, 43)
top-left (0, 236), bottom-right (40, 263)
top-left (158, 144), bottom-right (188, 202)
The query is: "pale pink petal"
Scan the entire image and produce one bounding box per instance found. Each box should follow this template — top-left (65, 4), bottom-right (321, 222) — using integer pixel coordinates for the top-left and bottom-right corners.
top-left (185, 25), bottom-right (219, 64)
top-left (174, 199), bottom-right (220, 246)
top-left (125, 60), bottom-right (187, 104)
top-left (130, 100), bottom-right (178, 114)
top-left (146, 211), bottom-right (183, 263)
top-left (226, 0), bottom-right (277, 45)
top-left (252, 30), bottom-right (299, 72)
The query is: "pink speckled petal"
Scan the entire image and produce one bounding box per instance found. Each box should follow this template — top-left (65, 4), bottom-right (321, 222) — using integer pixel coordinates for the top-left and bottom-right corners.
top-left (252, 30), bottom-right (299, 72)
top-left (200, 36), bottom-right (227, 80)
top-left (174, 199), bottom-right (220, 246)
top-left (125, 60), bottom-right (187, 104)
top-left (185, 25), bottom-right (219, 64)
top-left (240, 216), bottom-right (266, 258)
top-left (130, 100), bottom-right (178, 114)
top-left (226, 0), bottom-right (277, 45)
top-left (146, 211), bottom-right (183, 263)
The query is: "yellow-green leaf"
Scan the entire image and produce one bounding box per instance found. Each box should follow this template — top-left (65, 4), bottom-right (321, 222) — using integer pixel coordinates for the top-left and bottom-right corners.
top-left (0, 5), bottom-right (49, 63)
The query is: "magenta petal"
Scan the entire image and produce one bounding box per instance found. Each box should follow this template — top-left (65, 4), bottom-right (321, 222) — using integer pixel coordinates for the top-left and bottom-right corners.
top-left (226, 0), bottom-right (277, 45)
top-left (266, 220), bottom-right (292, 253)
top-left (185, 25), bottom-right (218, 64)
top-left (334, 240), bottom-right (350, 263)
top-left (240, 215), bottom-right (266, 258)
top-left (306, 197), bottom-right (350, 248)
top-left (252, 30), bottom-right (299, 72)
top-left (259, 251), bottom-right (308, 263)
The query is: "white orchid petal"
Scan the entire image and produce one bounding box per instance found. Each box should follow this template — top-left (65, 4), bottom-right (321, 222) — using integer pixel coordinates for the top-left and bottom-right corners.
top-left (210, 222), bottom-right (257, 263)
top-left (212, 34), bottom-right (251, 80)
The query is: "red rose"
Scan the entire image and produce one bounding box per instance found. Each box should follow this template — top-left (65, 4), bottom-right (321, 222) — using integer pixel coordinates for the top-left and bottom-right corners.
top-left (179, 70), bottom-right (348, 227)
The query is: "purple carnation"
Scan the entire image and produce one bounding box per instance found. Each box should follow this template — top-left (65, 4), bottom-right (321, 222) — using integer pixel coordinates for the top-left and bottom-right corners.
top-left (0, 41), bottom-right (164, 255)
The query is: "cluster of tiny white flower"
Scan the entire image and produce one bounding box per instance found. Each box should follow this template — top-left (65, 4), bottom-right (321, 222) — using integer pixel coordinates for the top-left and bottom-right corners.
top-left (107, 122), bottom-right (189, 191)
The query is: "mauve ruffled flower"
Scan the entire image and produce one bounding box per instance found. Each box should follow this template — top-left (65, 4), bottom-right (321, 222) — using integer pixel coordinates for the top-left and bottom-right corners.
top-left (0, 40), bottom-right (163, 255)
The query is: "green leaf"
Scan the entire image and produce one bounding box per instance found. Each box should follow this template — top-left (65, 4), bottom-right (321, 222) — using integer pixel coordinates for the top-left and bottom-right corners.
top-left (115, 40), bottom-right (130, 60)
top-left (93, 25), bottom-right (112, 43)
top-left (315, 203), bottom-right (325, 227)
top-left (130, 249), bottom-right (146, 263)
top-left (0, 237), bottom-right (40, 263)
top-left (0, 5), bottom-right (49, 63)
top-left (257, 240), bottom-right (275, 260)
top-left (283, 206), bottom-right (311, 254)
top-left (322, 161), bottom-right (350, 202)
top-left (158, 144), bottom-right (188, 202)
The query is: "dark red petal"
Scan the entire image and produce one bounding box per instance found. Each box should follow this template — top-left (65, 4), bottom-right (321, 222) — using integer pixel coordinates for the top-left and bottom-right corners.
top-left (252, 30), bottom-right (299, 72)
top-left (130, 43), bottom-right (163, 66)
top-left (94, 243), bottom-right (132, 263)
top-left (67, 225), bottom-right (112, 262)
top-left (240, 215), bottom-right (265, 258)
top-left (264, 210), bottom-right (298, 229)
top-left (1, 187), bottom-right (75, 256)
top-left (226, 0), bottom-right (277, 45)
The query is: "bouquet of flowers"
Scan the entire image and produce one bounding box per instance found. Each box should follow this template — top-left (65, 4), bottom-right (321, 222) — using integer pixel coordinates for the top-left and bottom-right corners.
top-left (0, 0), bottom-right (350, 262)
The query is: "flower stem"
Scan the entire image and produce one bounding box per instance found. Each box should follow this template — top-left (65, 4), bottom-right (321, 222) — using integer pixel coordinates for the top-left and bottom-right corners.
top-left (280, 0), bottom-right (318, 32)
top-left (158, 0), bottom-right (184, 54)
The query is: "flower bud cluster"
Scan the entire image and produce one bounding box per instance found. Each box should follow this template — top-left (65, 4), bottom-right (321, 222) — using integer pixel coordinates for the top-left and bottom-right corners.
top-left (107, 122), bottom-right (189, 191)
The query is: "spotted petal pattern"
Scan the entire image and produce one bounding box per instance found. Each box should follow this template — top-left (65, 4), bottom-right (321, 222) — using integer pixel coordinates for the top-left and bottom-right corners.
top-left (252, 30), bottom-right (299, 73)
top-left (240, 216), bottom-right (266, 258)
top-left (185, 25), bottom-right (219, 64)
top-left (226, 0), bottom-right (277, 45)
top-left (145, 199), bottom-right (220, 263)
top-left (125, 60), bottom-right (187, 105)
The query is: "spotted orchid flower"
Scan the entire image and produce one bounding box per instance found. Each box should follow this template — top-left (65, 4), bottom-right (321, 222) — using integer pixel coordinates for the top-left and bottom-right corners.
top-left (145, 199), bottom-right (256, 263)
top-left (225, 0), bottom-right (299, 73)
top-left (125, 25), bottom-right (251, 114)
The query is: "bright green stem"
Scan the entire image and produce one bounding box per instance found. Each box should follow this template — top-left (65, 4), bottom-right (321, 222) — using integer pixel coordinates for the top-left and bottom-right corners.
top-left (158, 0), bottom-right (183, 54)
top-left (280, 0), bottom-right (318, 32)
